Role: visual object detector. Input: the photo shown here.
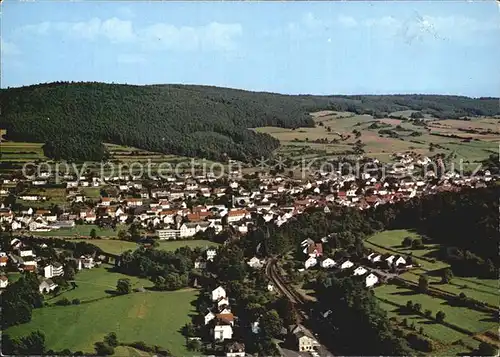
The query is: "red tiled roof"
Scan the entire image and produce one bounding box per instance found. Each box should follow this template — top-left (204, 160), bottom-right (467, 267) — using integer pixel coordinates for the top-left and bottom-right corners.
top-left (228, 210), bottom-right (247, 217)
top-left (216, 313), bottom-right (234, 323)
top-left (308, 243), bottom-right (323, 255)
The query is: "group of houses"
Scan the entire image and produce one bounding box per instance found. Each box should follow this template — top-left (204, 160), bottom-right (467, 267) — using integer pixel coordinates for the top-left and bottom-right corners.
top-left (300, 238), bottom-right (413, 288)
top-left (0, 237), bottom-right (99, 294)
top-left (191, 285), bottom-right (246, 356)
top-left (200, 285), bottom-right (320, 355)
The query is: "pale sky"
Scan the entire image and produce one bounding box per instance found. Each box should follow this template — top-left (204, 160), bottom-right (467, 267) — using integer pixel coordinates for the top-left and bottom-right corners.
top-left (2, 1), bottom-right (500, 96)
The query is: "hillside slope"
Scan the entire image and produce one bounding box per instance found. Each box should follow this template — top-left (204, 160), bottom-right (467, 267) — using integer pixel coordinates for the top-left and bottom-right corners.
top-left (0, 82), bottom-right (498, 162)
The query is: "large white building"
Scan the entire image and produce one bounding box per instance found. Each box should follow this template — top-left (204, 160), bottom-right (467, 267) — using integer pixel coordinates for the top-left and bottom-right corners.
top-left (156, 229), bottom-right (181, 240)
top-left (214, 324), bottom-right (233, 341)
top-left (44, 263), bottom-right (64, 278)
top-left (156, 222), bottom-right (199, 240)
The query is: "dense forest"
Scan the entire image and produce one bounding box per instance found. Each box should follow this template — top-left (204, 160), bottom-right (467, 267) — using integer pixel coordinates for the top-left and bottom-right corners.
top-left (1, 82), bottom-right (498, 161)
top-left (315, 276), bottom-right (412, 356)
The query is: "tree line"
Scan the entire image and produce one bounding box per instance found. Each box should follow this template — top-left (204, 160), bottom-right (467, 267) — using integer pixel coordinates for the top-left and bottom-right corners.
top-left (117, 246), bottom-right (196, 290)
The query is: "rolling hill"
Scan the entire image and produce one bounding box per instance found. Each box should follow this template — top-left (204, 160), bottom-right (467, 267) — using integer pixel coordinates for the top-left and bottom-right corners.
top-left (0, 82), bottom-right (498, 162)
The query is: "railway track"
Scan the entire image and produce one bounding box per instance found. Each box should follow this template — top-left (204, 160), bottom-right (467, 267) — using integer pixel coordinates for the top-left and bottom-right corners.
top-left (266, 258), bottom-right (308, 317)
top-left (266, 257), bottom-right (335, 356)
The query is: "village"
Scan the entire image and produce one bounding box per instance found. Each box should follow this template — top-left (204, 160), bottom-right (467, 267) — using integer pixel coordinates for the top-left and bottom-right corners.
top-left (0, 152), bottom-right (497, 356)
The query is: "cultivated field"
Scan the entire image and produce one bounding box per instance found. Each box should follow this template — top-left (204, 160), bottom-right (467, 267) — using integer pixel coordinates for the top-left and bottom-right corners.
top-left (255, 111), bottom-right (500, 165)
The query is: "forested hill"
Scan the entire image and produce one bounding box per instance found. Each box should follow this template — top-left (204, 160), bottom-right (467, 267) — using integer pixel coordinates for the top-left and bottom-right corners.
top-left (1, 82), bottom-right (499, 162)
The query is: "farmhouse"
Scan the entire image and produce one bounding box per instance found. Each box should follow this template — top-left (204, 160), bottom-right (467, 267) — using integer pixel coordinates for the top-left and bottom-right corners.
top-left (179, 223), bottom-right (198, 238)
top-left (126, 198), bottom-right (143, 207)
top-left (226, 209), bottom-right (249, 223)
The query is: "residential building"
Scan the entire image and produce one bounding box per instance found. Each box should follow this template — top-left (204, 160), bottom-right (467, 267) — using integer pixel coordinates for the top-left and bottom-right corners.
top-left (340, 260), bottom-right (354, 270)
top-left (365, 273), bottom-right (379, 288)
top-left (320, 258), bottom-right (336, 268)
top-left (214, 324), bottom-right (233, 341)
top-left (247, 256), bottom-right (264, 269)
top-left (157, 229), bottom-right (180, 240)
top-left (206, 248), bottom-right (217, 262)
top-left (44, 263), bottom-right (64, 278)
top-left (204, 311), bottom-right (216, 325)
top-left (0, 252), bottom-right (8, 267)
top-left (0, 275), bottom-right (8, 289)
top-left (291, 325), bottom-right (320, 352)
top-left (211, 286), bottom-right (226, 301)
top-left (304, 256), bottom-right (317, 269)
top-left (39, 279), bottom-right (58, 293)
top-left (225, 342), bottom-right (245, 357)
top-left (353, 266), bottom-right (368, 276)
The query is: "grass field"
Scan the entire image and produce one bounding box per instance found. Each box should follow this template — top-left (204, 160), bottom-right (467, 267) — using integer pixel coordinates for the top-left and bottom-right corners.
top-left (366, 230), bottom-right (498, 306)
top-left (7, 288), bottom-right (198, 357)
top-left (114, 346), bottom-right (154, 357)
top-left (66, 238), bottom-right (218, 255)
top-left (35, 224), bottom-right (127, 238)
top-left (69, 239), bottom-right (139, 255)
top-left (399, 270), bottom-right (499, 306)
top-left (375, 284), bottom-right (496, 334)
top-left (365, 230), bottom-right (449, 271)
top-left (378, 300), bottom-right (466, 344)
top-left (49, 265), bottom-right (153, 303)
top-left (158, 239), bottom-right (219, 252)
top-left (369, 229), bottom-right (498, 354)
